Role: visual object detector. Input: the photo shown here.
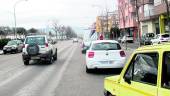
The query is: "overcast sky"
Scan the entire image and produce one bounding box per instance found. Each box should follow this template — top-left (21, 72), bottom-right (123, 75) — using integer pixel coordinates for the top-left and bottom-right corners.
top-left (0, 0), bottom-right (117, 34)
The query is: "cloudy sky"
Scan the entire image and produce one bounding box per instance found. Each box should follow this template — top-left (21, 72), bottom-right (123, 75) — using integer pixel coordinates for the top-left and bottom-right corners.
top-left (0, 0), bottom-right (117, 34)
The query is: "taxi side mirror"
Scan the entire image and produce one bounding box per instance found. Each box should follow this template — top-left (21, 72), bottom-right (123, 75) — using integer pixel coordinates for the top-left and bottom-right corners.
top-left (124, 74), bottom-right (131, 84)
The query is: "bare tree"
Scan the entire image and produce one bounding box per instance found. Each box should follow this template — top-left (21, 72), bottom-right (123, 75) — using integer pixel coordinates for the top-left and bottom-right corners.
top-left (0, 26), bottom-right (11, 39)
top-left (51, 20), bottom-right (63, 40)
top-left (16, 27), bottom-right (27, 38)
top-left (135, 0), bottom-right (141, 47)
top-left (119, 2), bottom-right (127, 49)
top-left (65, 26), bottom-right (77, 39)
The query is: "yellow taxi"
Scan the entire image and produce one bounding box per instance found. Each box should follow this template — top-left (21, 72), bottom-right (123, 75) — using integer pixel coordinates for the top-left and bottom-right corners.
top-left (104, 44), bottom-right (170, 96)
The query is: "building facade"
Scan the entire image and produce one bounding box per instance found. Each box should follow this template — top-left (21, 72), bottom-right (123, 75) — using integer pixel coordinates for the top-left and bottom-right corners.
top-left (96, 11), bottom-right (119, 39)
top-left (139, 0), bottom-right (170, 36)
top-left (118, 0), bottom-right (138, 40)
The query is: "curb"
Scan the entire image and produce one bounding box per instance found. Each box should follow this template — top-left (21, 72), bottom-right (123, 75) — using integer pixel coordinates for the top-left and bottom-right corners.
top-left (0, 50), bottom-right (3, 55)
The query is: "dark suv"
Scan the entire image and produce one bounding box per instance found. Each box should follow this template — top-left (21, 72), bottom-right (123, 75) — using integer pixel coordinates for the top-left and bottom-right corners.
top-left (140, 33), bottom-right (155, 45)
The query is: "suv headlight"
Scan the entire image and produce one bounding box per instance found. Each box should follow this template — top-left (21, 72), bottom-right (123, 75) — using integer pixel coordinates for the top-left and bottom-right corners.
top-left (3, 47), bottom-right (6, 50)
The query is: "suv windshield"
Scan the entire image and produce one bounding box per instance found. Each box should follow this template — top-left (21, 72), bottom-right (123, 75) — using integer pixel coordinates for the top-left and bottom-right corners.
top-left (25, 37), bottom-right (45, 45)
top-left (92, 42), bottom-right (121, 50)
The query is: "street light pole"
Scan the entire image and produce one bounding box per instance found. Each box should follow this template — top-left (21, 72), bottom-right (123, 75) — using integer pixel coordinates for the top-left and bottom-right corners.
top-left (13, 0), bottom-right (28, 39)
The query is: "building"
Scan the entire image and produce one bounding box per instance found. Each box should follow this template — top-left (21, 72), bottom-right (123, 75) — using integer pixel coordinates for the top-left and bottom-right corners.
top-left (139, 0), bottom-right (170, 36)
top-left (118, 0), bottom-right (138, 40)
top-left (96, 11), bottom-right (119, 39)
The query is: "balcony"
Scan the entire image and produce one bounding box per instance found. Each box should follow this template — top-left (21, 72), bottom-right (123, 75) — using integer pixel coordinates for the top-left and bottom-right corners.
top-left (154, 2), bottom-right (170, 15)
top-left (139, 9), bottom-right (158, 21)
top-left (142, 0), bottom-right (154, 5)
top-left (130, 0), bottom-right (143, 6)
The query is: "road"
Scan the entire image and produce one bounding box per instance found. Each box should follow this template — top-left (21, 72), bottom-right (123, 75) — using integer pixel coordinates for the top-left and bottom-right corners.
top-left (0, 40), bottom-right (134, 96)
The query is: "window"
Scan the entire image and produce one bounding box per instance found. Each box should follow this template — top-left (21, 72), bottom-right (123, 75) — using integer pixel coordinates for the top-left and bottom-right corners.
top-left (26, 37), bottom-right (45, 45)
top-left (162, 34), bottom-right (169, 38)
top-left (92, 42), bottom-right (121, 50)
top-left (161, 52), bottom-right (170, 89)
top-left (124, 53), bottom-right (158, 85)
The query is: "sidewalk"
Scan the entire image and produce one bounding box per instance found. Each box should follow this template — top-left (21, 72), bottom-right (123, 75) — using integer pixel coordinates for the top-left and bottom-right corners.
top-left (0, 50), bottom-right (3, 55)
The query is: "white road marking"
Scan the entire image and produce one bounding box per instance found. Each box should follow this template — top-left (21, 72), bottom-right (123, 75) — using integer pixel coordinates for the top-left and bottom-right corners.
top-left (13, 44), bottom-right (76, 96)
top-left (0, 67), bottom-right (32, 87)
top-left (42, 44), bottom-right (77, 96)
top-left (0, 42), bottom-right (72, 89)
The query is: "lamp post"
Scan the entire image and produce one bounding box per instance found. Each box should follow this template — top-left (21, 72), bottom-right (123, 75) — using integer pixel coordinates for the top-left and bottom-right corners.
top-left (13, 0), bottom-right (28, 39)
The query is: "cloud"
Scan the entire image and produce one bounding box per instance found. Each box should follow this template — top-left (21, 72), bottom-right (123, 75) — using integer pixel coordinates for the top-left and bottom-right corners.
top-left (0, 0), bottom-right (117, 33)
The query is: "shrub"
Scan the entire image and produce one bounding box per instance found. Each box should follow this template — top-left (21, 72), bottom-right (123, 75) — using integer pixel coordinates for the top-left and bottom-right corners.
top-left (0, 39), bottom-right (11, 49)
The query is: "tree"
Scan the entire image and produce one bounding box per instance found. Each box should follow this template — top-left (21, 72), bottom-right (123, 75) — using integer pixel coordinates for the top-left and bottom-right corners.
top-left (52, 20), bottom-right (62, 40)
top-left (110, 27), bottom-right (120, 39)
top-left (135, 0), bottom-right (141, 47)
top-left (16, 27), bottom-right (27, 38)
top-left (0, 26), bottom-right (11, 38)
top-left (65, 26), bottom-right (77, 39)
top-left (119, 2), bottom-right (128, 49)
top-left (28, 28), bottom-right (38, 34)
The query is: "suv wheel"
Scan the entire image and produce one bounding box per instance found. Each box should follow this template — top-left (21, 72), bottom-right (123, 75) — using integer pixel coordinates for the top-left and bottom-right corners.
top-left (47, 54), bottom-right (53, 64)
top-left (3, 51), bottom-right (6, 54)
top-left (24, 60), bottom-right (29, 65)
top-left (53, 49), bottom-right (57, 61)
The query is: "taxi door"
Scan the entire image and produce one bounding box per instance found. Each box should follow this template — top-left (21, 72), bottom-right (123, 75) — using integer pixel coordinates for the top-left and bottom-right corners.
top-left (117, 52), bottom-right (159, 96)
top-left (158, 51), bottom-right (170, 96)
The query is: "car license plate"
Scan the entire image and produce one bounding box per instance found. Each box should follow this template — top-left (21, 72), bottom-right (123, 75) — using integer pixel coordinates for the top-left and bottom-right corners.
top-left (31, 57), bottom-right (40, 59)
top-left (109, 61), bottom-right (114, 64)
top-left (100, 61), bottom-right (108, 64)
top-left (7, 49), bottom-right (11, 51)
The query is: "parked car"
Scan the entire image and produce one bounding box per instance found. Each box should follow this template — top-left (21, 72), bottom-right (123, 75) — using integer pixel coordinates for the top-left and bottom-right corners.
top-left (140, 33), bottom-right (155, 45)
top-left (117, 37), bottom-right (123, 43)
top-left (86, 40), bottom-right (126, 73)
top-left (81, 40), bottom-right (91, 54)
top-left (3, 40), bottom-right (23, 54)
top-left (151, 33), bottom-right (170, 44)
top-left (22, 35), bottom-right (57, 65)
top-left (104, 44), bottom-right (170, 96)
top-left (121, 35), bottom-right (133, 43)
top-left (73, 38), bottom-right (78, 43)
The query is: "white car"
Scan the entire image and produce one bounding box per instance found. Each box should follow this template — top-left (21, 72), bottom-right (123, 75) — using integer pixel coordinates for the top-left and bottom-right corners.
top-left (121, 35), bottom-right (133, 43)
top-left (85, 40), bottom-right (126, 73)
top-left (73, 38), bottom-right (78, 43)
top-left (22, 35), bottom-right (57, 65)
top-left (151, 33), bottom-right (170, 44)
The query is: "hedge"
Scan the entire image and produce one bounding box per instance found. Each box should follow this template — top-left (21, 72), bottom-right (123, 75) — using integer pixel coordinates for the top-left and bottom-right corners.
top-left (0, 39), bottom-right (11, 50)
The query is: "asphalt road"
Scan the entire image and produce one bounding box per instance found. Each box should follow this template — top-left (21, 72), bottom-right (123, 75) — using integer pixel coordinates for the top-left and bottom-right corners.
top-left (0, 40), bottom-right (134, 96)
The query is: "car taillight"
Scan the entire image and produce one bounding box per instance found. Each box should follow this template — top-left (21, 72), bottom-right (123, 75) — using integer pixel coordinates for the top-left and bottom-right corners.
top-left (45, 43), bottom-right (48, 47)
top-left (82, 43), bottom-right (85, 48)
top-left (22, 44), bottom-right (25, 48)
top-left (88, 51), bottom-right (94, 58)
top-left (120, 51), bottom-right (126, 57)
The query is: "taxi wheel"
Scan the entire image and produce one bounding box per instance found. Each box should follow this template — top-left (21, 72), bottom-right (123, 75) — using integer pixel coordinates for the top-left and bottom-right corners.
top-left (24, 60), bottom-right (29, 65)
top-left (105, 93), bottom-right (114, 96)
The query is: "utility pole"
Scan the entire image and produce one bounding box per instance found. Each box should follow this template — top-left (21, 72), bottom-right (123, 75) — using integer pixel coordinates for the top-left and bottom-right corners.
top-left (13, 0), bottom-right (28, 39)
top-left (106, 12), bottom-right (109, 39)
top-left (165, 0), bottom-right (170, 34)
